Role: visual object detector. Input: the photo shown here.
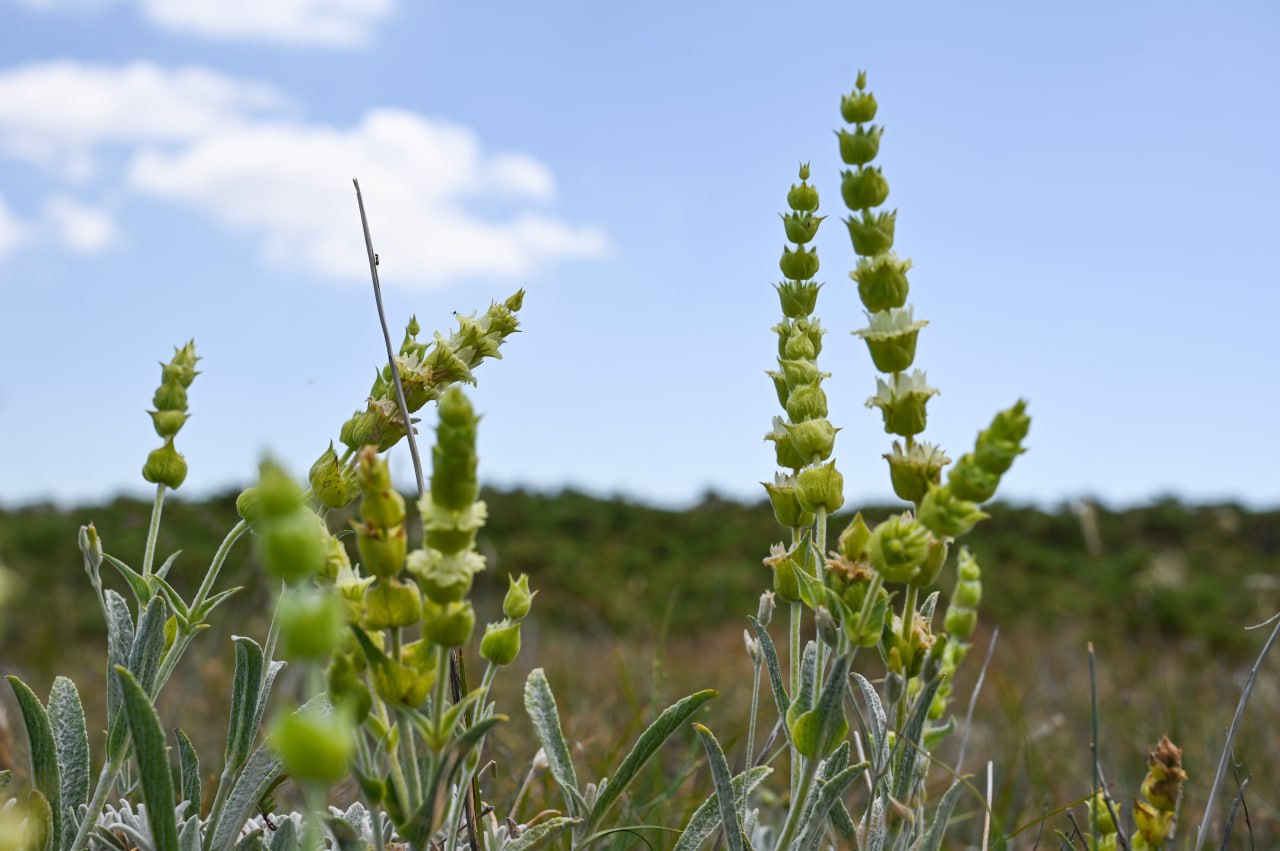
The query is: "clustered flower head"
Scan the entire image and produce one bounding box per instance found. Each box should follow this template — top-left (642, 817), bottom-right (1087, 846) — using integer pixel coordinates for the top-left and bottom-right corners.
top-left (141, 341), bottom-right (198, 489)
top-left (335, 291), bottom-right (523, 463)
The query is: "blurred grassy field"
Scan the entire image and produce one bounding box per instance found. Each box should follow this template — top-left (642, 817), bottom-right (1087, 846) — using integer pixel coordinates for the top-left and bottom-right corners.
top-left (2, 488), bottom-right (1278, 846)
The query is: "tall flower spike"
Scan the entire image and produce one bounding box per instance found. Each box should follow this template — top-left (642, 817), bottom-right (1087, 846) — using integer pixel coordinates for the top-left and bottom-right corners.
top-left (142, 341), bottom-right (198, 489)
top-left (763, 164), bottom-right (842, 524)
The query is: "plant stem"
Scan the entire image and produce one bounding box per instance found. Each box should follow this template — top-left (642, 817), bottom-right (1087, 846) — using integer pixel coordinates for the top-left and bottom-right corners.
top-left (775, 754), bottom-right (820, 851)
top-left (68, 752), bottom-right (126, 851)
top-left (896, 584), bottom-right (918, 730)
top-left (141, 483), bottom-right (166, 578)
top-left (813, 508), bottom-right (828, 679)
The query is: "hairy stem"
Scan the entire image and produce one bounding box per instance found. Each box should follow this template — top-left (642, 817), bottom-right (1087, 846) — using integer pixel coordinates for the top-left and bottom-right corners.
top-left (141, 483), bottom-right (166, 578)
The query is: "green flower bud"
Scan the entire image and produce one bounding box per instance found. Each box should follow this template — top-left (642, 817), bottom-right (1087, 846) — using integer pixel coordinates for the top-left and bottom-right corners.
top-left (406, 548), bottom-right (484, 603)
top-left (480, 620), bottom-right (522, 665)
top-left (431, 387), bottom-right (480, 512)
top-left (757, 591), bottom-right (776, 626)
top-left (765, 418), bottom-right (806, 471)
top-left (764, 543), bottom-right (802, 603)
top-left (974, 437), bottom-right (1023, 476)
top-left (778, 358), bottom-right (825, 392)
top-left (503, 573), bottom-right (535, 619)
top-left (167, 340), bottom-right (200, 387)
top-left (311, 442), bottom-right (358, 510)
top-left (762, 475), bottom-right (815, 528)
top-left (1088, 791), bottom-right (1119, 836)
top-left (142, 439), bottom-right (187, 489)
top-left (779, 244), bottom-right (820, 281)
top-left (149, 409), bottom-right (189, 439)
top-left (781, 327), bottom-right (817, 361)
top-left (766, 370), bottom-right (790, 409)
top-left (866, 513), bottom-right (931, 583)
top-left (866, 371), bottom-right (939, 438)
top-left (363, 577), bottom-right (424, 630)
top-left (840, 167), bottom-right (889, 211)
top-left (787, 181), bottom-right (819, 213)
top-left (918, 485), bottom-right (988, 538)
top-left (785, 382), bottom-right (828, 423)
top-left (256, 460), bottom-right (305, 518)
top-left (152, 381), bottom-right (187, 413)
top-left (845, 210), bottom-right (896, 257)
top-left (354, 522), bottom-right (407, 579)
top-left (371, 656), bottom-right (432, 708)
top-left (986, 399), bottom-right (1031, 443)
top-left (421, 499), bottom-right (487, 554)
top-left (836, 125), bottom-right (883, 166)
top-left (948, 453), bottom-right (1000, 503)
top-left (774, 280), bottom-right (821, 319)
top-left (236, 487), bottom-right (261, 526)
top-left (953, 575), bottom-right (981, 609)
top-left (327, 653), bottom-right (372, 723)
top-left (261, 509), bottom-right (328, 584)
top-left (357, 447), bottom-right (406, 528)
top-left (781, 212), bottom-right (824, 245)
top-left (838, 512), bottom-right (872, 561)
top-left (851, 252), bottom-right (911, 313)
top-left (278, 587), bottom-right (345, 660)
top-left (883, 440), bottom-right (950, 504)
top-left (1133, 800), bottom-right (1173, 847)
top-left (912, 535), bottom-right (948, 588)
top-left (974, 400), bottom-right (1030, 474)
top-left (317, 532), bottom-right (351, 583)
top-left (270, 705), bottom-right (354, 784)
top-left (505, 288), bottom-right (526, 312)
top-left (840, 75), bottom-right (878, 124)
top-left (784, 418), bottom-right (838, 463)
top-left (423, 599), bottom-right (475, 647)
top-left (855, 306), bottom-right (927, 374)
top-left (797, 461), bottom-right (844, 513)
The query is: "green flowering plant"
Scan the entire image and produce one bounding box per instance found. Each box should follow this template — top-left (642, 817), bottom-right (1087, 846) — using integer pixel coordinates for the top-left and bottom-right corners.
top-left (680, 72), bottom-right (1030, 851)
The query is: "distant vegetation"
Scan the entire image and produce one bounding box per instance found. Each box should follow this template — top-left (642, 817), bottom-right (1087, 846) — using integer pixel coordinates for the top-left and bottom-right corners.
top-left (3, 488), bottom-right (1276, 673)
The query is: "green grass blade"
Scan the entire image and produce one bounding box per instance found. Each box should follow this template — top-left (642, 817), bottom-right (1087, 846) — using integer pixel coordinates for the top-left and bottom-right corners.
top-left (47, 676), bottom-right (90, 835)
top-left (524, 668), bottom-right (583, 817)
top-left (6, 676), bottom-right (62, 851)
top-left (114, 666), bottom-right (178, 851)
top-left (673, 766), bottom-right (772, 851)
top-left (691, 724), bottom-right (744, 851)
top-left (589, 688), bottom-right (717, 828)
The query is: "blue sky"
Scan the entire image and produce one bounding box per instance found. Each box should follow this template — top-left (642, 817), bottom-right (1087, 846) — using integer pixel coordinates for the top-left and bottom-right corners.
top-left (0, 0), bottom-right (1277, 509)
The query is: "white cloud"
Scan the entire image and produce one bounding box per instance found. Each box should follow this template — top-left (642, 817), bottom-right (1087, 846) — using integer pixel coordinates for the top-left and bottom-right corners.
top-left (0, 61), bottom-right (607, 285)
top-left (43, 195), bottom-right (117, 253)
top-left (128, 108), bottom-right (609, 285)
top-left (13, 0), bottom-right (393, 46)
top-left (0, 194), bottom-right (30, 259)
top-left (0, 61), bottom-right (286, 178)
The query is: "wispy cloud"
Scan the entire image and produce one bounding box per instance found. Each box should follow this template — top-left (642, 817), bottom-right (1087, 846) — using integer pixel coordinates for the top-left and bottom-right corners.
top-left (14, 0), bottom-right (394, 47)
top-left (0, 193), bottom-right (29, 259)
top-left (43, 195), bottom-right (117, 253)
top-left (0, 61), bottom-right (608, 286)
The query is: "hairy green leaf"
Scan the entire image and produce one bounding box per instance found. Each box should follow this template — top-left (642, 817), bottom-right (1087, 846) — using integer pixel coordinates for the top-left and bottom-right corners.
top-left (890, 674), bottom-right (944, 803)
top-left (208, 743), bottom-right (284, 851)
top-left (692, 724), bottom-right (744, 851)
top-left (114, 666), bottom-right (178, 851)
top-left (919, 778), bottom-right (967, 851)
top-left (589, 688), bottom-right (717, 827)
top-left (6, 676), bottom-right (61, 851)
top-left (175, 728), bottom-right (201, 813)
top-left (524, 668), bottom-right (583, 817)
top-left (673, 766), bottom-right (772, 851)
top-left (47, 676), bottom-right (90, 832)
top-left (795, 760), bottom-right (869, 850)
top-left (747, 616), bottom-right (791, 724)
top-left (506, 816), bottom-right (582, 851)
top-left (225, 637), bottom-right (266, 770)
